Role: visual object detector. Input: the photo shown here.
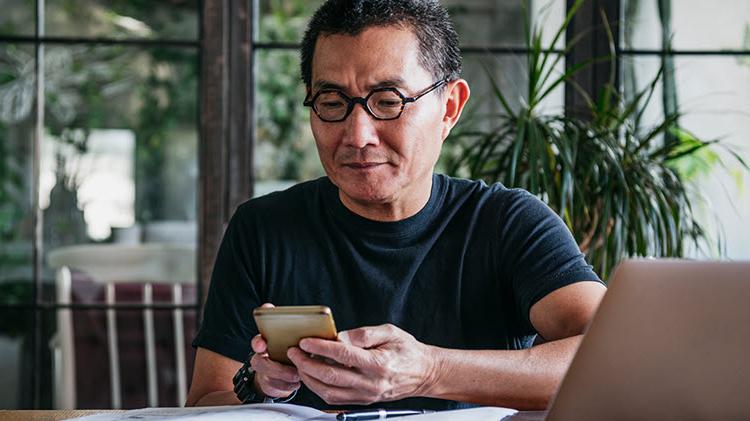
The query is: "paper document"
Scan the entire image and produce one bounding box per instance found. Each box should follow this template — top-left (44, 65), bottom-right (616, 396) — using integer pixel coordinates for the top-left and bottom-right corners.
top-left (67, 403), bottom-right (335, 421)
top-left (68, 403), bottom-right (518, 421)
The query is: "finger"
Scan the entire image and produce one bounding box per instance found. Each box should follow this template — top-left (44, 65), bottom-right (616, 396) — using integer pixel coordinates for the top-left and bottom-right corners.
top-left (287, 347), bottom-right (366, 389)
top-left (298, 369), bottom-right (370, 406)
top-left (251, 353), bottom-right (301, 383)
top-left (298, 337), bottom-right (373, 368)
top-left (251, 334), bottom-right (267, 353)
top-left (257, 376), bottom-right (300, 398)
top-left (252, 303), bottom-right (275, 352)
top-left (339, 324), bottom-right (399, 349)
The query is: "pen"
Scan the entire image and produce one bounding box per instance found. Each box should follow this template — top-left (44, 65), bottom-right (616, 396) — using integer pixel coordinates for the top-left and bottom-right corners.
top-left (336, 409), bottom-right (431, 420)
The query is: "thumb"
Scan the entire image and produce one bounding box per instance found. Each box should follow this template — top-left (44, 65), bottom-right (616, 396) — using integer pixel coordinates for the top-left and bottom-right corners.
top-left (251, 334), bottom-right (267, 353)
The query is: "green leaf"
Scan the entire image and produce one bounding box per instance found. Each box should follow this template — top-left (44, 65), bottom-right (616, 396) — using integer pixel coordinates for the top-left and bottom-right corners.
top-left (442, 0), bottom-right (750, 279)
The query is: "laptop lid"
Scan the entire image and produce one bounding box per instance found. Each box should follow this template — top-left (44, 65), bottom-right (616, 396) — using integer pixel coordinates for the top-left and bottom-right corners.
top-left (547, 259), bottom-right (750, 421)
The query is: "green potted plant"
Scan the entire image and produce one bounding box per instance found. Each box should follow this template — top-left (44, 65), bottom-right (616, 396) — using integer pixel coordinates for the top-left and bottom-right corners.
top-left (444, 0), bottom-right (748, 279)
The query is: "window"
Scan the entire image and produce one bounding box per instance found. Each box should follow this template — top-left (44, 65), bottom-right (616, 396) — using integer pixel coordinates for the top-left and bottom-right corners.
top-left (621, 0), bottom-right (750, 258)
top-left (0, 0), bottom-right (200, 409)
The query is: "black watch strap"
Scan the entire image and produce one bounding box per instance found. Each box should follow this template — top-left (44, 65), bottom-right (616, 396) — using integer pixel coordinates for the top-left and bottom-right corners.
top-left (232, 353), bottom-right (298, 404)
top-left (233, 357), bottom-right (263, 404)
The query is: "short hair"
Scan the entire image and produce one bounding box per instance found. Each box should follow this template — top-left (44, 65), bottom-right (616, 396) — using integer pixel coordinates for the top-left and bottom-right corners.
top-left (300, 0), bottom-right (462, 88)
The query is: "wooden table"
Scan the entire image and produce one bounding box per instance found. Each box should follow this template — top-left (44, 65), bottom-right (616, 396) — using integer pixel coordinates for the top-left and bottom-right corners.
top-left (0, 410), bottom-right (126, 420)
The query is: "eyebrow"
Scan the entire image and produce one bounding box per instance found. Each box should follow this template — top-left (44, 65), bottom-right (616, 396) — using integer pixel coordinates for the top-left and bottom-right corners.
top-left (312, 77), bottom-right (408, 92)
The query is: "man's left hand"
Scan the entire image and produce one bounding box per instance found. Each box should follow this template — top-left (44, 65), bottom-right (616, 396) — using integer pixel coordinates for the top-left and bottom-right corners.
top-left (286, 324), bottom-right (438, 405)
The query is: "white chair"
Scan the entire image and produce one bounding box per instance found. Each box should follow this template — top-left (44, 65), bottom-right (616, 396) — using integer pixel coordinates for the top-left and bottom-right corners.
top-left (47, 243), bottom-right (196, 409)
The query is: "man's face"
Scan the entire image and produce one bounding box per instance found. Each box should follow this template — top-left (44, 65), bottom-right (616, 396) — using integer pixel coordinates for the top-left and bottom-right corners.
top-left (309, 26), bottom-right (448, 212)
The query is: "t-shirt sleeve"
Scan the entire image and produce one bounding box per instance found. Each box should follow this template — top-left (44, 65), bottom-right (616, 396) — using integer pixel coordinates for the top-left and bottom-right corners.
top-left (497, 189), bottom-right (602, 333)
top-left (192, 204), bottom-right (262, 362)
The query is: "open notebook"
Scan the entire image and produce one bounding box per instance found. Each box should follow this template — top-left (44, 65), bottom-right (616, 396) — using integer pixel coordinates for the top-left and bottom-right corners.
top-left (69, 403), bottom-right (518, 421)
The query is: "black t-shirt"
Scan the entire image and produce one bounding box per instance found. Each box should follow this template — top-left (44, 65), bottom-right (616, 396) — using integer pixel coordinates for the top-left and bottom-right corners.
top-left (193, 174), bottom-right (601, 411)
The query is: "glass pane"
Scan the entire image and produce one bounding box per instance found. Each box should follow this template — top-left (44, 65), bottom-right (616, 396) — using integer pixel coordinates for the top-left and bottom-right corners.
top-left (624, 55), bottom-right (750, 259)
top-left (45, 0), bottom-right (199, 41)
top-left (623, 0), bottom-right (750, 51)
top-left (0, 0), bottom-right (35, 36)
top-left (257, 0), bottom-right (324, 43)
top-left (254, 49), bottom-right (323, 196)
top-left (0, 44), bottom-right (35, 305)
top-left (41, 44), bottom-right (199, 302)
top-left (0, 309), bottom-right (34, 408)
top-left (447, 0), bottom-right (566, 48)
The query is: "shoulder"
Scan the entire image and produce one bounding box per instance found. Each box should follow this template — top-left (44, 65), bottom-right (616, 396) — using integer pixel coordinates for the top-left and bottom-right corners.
top-left (234, 177), bottom-right (326, 218)
top-left (437, 174), bottom-right (545, 217)
top-left (437, 175), bottom-right (567, 253)
top-left (491, 187), bottom-right (556, 222)
top-left (228, 177), bottom-right (329, 235)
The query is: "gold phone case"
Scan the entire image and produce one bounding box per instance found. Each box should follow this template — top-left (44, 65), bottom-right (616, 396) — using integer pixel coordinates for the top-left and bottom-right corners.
top-left (253, 305), bottom-right (338, 365)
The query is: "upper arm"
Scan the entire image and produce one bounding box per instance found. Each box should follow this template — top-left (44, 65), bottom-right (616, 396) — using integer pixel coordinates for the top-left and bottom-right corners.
top-left (529, 281), bottom-right (606, 342)
top-left (185, 347), bottom-right (243, 406)
top-left (493, 190), bottom-right (603, 334)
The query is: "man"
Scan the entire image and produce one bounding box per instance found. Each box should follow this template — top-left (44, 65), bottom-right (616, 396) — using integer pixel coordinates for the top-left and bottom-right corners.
top-left (186, 0), bottom-right (606, 411)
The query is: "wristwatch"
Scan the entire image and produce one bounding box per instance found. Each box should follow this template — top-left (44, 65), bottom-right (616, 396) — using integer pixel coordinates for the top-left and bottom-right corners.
top-left (233, 353), bottom-right (298, 404)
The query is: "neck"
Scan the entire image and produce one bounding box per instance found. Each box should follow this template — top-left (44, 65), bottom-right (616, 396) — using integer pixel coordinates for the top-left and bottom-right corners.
top-left (338, 175), bottom-right (434, 222)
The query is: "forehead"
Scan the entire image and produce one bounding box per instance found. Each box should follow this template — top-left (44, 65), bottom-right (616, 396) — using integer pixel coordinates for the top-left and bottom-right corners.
top-left (311, 25), bottom-right (431, 89)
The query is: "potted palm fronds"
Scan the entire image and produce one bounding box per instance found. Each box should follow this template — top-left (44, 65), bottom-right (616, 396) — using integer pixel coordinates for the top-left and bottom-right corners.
top-left (445, 0), bottom-right (748, 279)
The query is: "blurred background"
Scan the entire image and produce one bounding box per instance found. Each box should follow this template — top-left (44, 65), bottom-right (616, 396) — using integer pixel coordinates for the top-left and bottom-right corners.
top-left (0, 0), bottom-right (747, 410)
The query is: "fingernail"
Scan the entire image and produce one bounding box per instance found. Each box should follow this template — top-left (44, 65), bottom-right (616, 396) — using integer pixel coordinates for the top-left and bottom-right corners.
top-left (298, 339), bottom-right (310, 351)
top-left (338, 331), bottom-right (350, 343)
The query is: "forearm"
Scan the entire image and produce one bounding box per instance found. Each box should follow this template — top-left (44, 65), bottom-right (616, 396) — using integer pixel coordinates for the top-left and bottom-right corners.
top-left (190, 391), bottom-right (241, 406)
top-left (422, 335), bottom-right (582, 410)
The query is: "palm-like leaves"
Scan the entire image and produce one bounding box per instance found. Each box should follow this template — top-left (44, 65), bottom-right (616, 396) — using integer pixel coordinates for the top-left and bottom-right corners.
top-left (445, 0), bottom-right (745, 279)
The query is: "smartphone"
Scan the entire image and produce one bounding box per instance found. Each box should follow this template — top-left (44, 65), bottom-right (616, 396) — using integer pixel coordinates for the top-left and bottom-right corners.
top-left (253, 305), bottom-right (338, 365)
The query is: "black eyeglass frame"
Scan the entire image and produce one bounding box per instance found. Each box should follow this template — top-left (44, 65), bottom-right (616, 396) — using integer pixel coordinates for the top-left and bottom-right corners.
top-left (303, 78), bottom-right (449, 122)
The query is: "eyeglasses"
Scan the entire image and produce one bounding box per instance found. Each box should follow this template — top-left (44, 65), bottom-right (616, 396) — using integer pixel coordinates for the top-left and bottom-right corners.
top-left (303, 78), bottom-right (448, 123)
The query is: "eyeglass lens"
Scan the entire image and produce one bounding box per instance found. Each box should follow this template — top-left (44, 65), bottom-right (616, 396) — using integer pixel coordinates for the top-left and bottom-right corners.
top-left (313, 90), bottom-right (404, 121)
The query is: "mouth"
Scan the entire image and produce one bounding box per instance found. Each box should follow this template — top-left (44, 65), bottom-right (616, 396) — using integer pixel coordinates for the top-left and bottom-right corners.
top-left (343, 162), bottom-right (386, 169)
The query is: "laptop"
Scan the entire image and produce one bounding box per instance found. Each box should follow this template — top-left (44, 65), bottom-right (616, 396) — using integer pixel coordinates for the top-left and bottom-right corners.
top-left (546, 259), bottom-right (750, 421)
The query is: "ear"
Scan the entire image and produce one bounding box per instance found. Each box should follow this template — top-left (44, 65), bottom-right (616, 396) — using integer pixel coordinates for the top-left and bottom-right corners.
top-left (440, 79), bottom-right (471, 141)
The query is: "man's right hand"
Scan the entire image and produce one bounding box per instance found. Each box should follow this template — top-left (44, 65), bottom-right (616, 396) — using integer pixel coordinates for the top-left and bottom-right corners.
top-left (250, 303), bottom-right (302, 399)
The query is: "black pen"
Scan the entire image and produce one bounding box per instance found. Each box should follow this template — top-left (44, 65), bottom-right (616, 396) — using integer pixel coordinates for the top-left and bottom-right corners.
top-left (336, 409), bottom-right (431, 420)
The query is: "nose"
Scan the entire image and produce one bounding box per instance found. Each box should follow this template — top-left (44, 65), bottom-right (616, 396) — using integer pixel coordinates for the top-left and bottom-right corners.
top-left (341, 103), bottom-right (379, 149)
